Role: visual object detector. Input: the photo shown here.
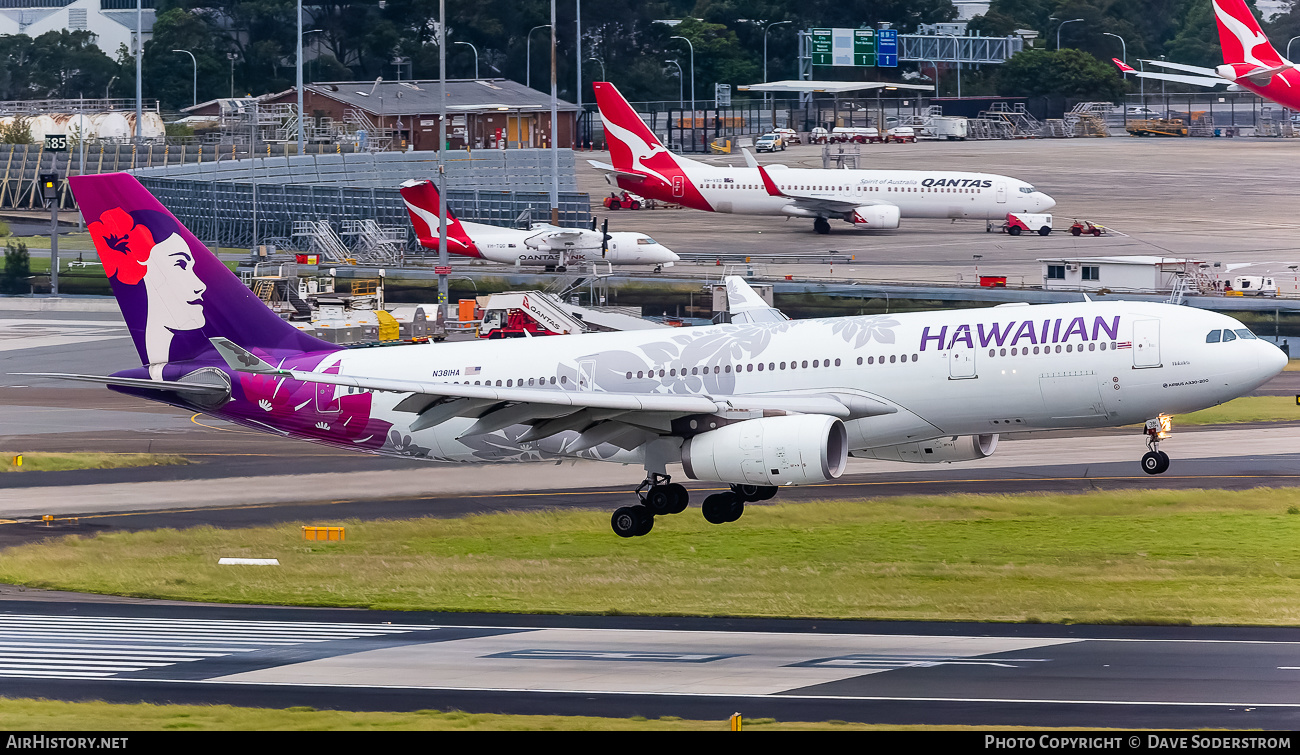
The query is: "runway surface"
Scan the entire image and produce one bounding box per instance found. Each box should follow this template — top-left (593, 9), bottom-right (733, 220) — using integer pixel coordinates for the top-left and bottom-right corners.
top-left (0, 600), bottom-right (1296, 727)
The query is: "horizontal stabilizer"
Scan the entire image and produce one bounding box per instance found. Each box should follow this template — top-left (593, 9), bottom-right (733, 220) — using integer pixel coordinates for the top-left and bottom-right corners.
top-left (1137, 58), bottom-right (1220, 76)
top-left (210, 337), bottom-right (283, 374)
top-left (587, 160), bottom-right (646, 181)
top-left (1129, 71), bottom-right (1226, 88)
top-left (12, 372), bottom-right (228, 395)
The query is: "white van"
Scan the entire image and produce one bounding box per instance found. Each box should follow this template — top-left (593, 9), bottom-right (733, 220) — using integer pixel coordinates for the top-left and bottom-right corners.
top-left (1231, 276), bottom-right (1278, 296)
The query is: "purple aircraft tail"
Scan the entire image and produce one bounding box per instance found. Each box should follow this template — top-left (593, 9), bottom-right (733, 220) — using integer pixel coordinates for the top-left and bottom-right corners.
top-left (68, 173), bottom-right (334, 370)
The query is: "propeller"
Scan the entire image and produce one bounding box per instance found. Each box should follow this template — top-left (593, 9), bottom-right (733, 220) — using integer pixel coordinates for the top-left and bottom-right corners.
top-left (601, 218), bottom-right (610, 258)
top-left (590, 217), bottom-right (598, 231)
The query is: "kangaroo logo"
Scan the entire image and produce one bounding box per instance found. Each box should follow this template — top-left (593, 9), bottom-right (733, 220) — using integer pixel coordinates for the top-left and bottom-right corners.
top-left (601, 116), bottom-right (675, 188)
top-left (1214, 0), bottom-right (1276, 67)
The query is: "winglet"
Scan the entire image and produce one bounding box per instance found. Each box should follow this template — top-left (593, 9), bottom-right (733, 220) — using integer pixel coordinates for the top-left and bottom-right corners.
top-left (741, 147), bottom-right (758, 170)
top-left (756, 164), bottom-right (786, 198)
top-left (1112, 57), bottom-right (1137, 74)
top-left (210, 337), bottom-right (284, 374)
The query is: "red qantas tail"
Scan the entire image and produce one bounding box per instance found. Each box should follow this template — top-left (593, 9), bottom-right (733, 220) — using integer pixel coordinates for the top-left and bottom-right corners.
top-left (1112, 57), bottom-right (1137, 74)
top-left (590, 81), bottom-right (712, 212)
top-left (399, 179), bottom-right (480, 257)
top-left (1213, 0), bottom-right (1284, 67)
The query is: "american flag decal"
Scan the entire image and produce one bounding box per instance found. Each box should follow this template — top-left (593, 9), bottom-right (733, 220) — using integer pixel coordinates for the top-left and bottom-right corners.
top-left (466, 366), bottom-right (481, 375)
top-left (1117, 342), bottom-right (1132, 349)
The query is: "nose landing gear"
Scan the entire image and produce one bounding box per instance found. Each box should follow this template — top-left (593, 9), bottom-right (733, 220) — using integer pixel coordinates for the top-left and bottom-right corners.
top-left (611, 472), bottom-right (689, 538)
top-left (1140, 416), bottom-right (1172, 475)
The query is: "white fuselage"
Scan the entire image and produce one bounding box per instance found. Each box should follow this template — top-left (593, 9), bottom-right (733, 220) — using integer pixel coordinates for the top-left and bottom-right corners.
top-left (460, 221), bottom-right (678, 267)
top-left (688, 165), bottom-right (1056, 220)
top-left (293, 301), bottom-right (1281, 466)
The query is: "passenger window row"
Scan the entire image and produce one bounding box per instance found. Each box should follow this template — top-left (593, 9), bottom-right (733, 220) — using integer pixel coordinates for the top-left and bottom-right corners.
top-left (988, 343), bottom-right (1116, 357)
top-left (1206, 328), bottom-right (1257, 343)
top-left (626, 357), bottom-right (845, 380)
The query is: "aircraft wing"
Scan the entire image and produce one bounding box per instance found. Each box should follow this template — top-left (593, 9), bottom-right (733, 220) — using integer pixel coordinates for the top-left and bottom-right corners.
top-left (755, 164), bottom-right (887, 213)
top-left (211, 337), bottom-right (893, 447)
top-left (587, 159), bottom-right (646, 182)
top-left (1138, 58), bottom-right (1220, 76)
top-left (1113, 59), bottom-right (1224, 88)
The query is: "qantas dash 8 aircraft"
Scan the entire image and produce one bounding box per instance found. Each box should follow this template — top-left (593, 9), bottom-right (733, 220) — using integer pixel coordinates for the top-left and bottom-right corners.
top-left (1113, 0), bottom-right (1300, 111)
top-left (590, 81), bottom-right (1056, 234)
top-left (399, 178), bottom-right (678, 271)
top-left (38, 174), bottom-right (1283, 537)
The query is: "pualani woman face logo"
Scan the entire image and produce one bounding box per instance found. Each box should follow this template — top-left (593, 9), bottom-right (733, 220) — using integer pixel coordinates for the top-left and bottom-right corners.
top-left (89, 207), bottom-right (207, 377)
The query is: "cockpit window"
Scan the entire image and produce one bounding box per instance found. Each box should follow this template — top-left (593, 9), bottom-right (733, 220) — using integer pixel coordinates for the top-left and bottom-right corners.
top-left (636, 237), bottom-right (657, 245)
top-left (1222, 329), bottom-right (1237, 342)
top-left (1019, 186), bottom-right (1035, 194)
top-left (1206, 330), bottom-right (1221, 343)
top-left (1235, 328), bottom-right (1257, 340)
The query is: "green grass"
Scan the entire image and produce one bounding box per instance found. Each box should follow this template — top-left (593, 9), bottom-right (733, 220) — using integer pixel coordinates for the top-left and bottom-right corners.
top-left (7, 488), bottom-right (1300, 625)
top-left (0, 698), bottom-right (828, 730)
top-left (1173, 395), bottom-right (1300, 425)
top-left (2, 452), bottom-right (189, 473)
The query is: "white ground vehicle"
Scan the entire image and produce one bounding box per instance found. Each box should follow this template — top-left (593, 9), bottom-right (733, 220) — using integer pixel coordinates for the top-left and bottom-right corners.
top-left (1231, 276), bottom-right (1278, 296)
top-left (773, 127), bottom-right (799, 144)
top-left (809, 127), bottom-right (829, 143)
top-left (755, 133), bottom-right (786, 152)
top-left (886, 126), bottom-right (917, 143)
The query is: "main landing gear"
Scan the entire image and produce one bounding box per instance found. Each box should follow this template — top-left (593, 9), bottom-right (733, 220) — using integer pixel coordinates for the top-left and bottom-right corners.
top-left (1140, 416), bottom-right (1172, 475)
top-left (611, 472), bottom-right (688, 538)
top-left (813, 217), bottom-right (831, 235)
top-left (609, 478), bottom-right (779, 537)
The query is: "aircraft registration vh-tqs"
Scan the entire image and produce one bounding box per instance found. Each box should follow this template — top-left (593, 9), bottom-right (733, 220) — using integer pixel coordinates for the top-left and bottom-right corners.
top-left (400, 178), bottom-right (678, 272)
top-left (1112, 0), bottom-right (1300, 112)
top-left (34, 174), bottom-right (1284, 537)
top-left (589, 81), bottom-right (1056, 235)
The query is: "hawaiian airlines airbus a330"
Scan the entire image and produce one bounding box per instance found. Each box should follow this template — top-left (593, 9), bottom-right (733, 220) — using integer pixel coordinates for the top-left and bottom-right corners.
top-left (589, 81), bottom-right (1055, 234)
top-left (400, 178), bottom-right (678, 271)
top-left (31, 174), bottom-right (1284, 537)
top-left (1113, 0), bottom-right (1300, 111)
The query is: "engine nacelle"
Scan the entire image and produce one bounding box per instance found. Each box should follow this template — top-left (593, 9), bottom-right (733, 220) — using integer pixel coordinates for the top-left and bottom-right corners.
top-left (853, 434), bottom-right (998, 464)
top-left (852, 205), bottom-right (901, 229)
top-left (681, 414), bottom-right (848, 486)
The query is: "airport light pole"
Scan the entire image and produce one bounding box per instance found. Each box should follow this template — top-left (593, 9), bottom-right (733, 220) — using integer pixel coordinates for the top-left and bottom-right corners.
top-left (586, 57), bottom-right (605, 82)
top-left (550, 0), bottom-right (559, 224)
top-left (1057, 18), bottom-right (1084, 50)
top-left (942, 33), bottom-right (961, 99)
top-left (575, 0), bottom-right (582, 112)
top-left (134, 0), bottom-right (142, 142)
top-left (919, 58), bottom-right (939, 94)
top-left (670, 35), bottom-right (695, 113)
top-left (1288, 35), bottom-right (1299, 61)
top-left (666, 60), bottom-right (683, 108)
top-left (438, 0), bottom-right (448, 314)
top-left (296, 0), bottom-right (304, 155)
top-left (526, 24), bottom-right (550, 89)
top-left (173, 49), bottom-right (197, 107)
top-left (1102, 32), bottom-right (1126, 77)
top-left (763, 20), bottom-right (791, 106)
top-left (454, 41), bottom-right (479, 79)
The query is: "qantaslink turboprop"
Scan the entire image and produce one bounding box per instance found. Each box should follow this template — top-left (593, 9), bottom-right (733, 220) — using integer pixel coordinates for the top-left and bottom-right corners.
top-left (589, 81), bottom-right (1056, 234)
top-left (30, 174), bottom-right (1284, 538)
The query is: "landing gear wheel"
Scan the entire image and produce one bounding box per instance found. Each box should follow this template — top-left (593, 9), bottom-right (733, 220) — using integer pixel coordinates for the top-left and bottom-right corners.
top-left (665, 483), bottom-right (689, 514)
top-left (612, 506), bottom-right (653, 537)
top-left (814, 217), bottom-right (831, 235)
top-left (1038, 226), bottom-right (1052, 236)
top-left (1141, 451), bottom-right (1170, 475)
top-left (702, 492), bottom-right (739, 524)
top-left (730, 484), bottom-right (777, 502)
top-left (986, 220), bottom-right (994, 233)
top-left (724, 497), bottom-right (745, 522)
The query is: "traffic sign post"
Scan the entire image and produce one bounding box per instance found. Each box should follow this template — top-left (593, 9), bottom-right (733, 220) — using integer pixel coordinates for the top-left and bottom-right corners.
top-left (810, 28), bottom-right (833, 66)
top-left (40, 171), bottom-right (59, 295)
top-left (853, 29), bottom-right (876, 66)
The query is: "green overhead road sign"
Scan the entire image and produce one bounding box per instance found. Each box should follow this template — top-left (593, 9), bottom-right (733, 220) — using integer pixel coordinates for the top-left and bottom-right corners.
top-left (811, 28), bottom-right (833, 66)
top-left (853, 29), bottom-right (876, 66)
top-left (810, 28), bottom-right (876, 67)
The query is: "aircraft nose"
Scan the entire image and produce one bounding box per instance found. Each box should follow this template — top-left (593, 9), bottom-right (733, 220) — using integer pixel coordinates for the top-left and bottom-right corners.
top-left (1261, 339), bottom-right (1288, 378)
top-left (659, 247), bottom-right (680, 262)
top-left (1039, 193), bottom-right (1056, 211)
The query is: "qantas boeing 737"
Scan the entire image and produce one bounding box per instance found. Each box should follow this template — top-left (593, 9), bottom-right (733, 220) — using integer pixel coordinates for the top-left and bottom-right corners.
top-left (1113, 0), bottom-right (1299, 111)
top-left (31, 174), bottom-right (1284, 537)
top-left (400, 178), bottom-right (678, 271)
top-left (589, 81), bottom-right (1056, 234)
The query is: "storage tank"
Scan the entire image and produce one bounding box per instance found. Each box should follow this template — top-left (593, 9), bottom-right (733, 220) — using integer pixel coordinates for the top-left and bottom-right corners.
top-left (93, 112), bottom-right (131, 140)
top-left (28, 114), bottom-right (61, 139)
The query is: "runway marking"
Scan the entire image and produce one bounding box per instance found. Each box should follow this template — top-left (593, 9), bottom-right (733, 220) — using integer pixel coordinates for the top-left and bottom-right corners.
top-left (0, 614), bottom-right (441, 680)
top-left (166, 678), bottom-right (1300, 708)
top-left (189, 414), bottom-right (260, 435)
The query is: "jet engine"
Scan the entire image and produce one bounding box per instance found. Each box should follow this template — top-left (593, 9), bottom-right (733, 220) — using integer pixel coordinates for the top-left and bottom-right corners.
top-left (852, 205), bottom-right (902, 229)
top-left (681, 414), bottom-right (848, 486)
top-left (852, 434), bottom-right (998, 464)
